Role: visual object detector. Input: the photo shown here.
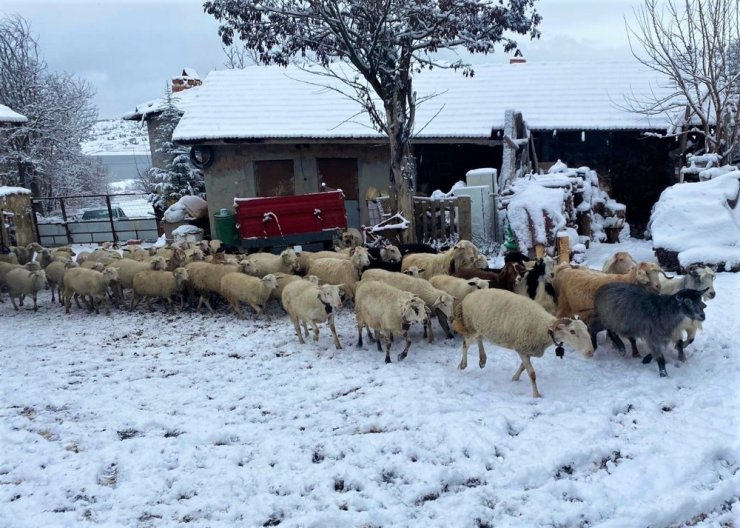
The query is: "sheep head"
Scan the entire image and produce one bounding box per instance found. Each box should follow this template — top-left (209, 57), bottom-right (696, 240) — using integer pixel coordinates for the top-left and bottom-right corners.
top-left (380, 245), bottom-right (401, 263)
top-left (433, 293), bottom-right (455, 319)
top-left (173, 267), bottom-right (189, 287)
top-left (239, 260), bottom-right (258, 276)
top-left (102, 267), bottom-right (119, 284)
top-left (400, 296), bottom-right (427, 327)
top-left (318, 284), bottom-right (344, 311)
top-left (403, 266), bottom-right (424, 277)
top-left (350, 247), bottom-right (371, 269)
top-left (150, 256), bottom-right (167, 271)
top-left (634, 262), bottom-right (663, 293)
top-left (262, 274), bottom-right (278, 291)
top-left (551, 317), bottom-right (594, 358)
top-left (467, 278), bottom-right (489, 290)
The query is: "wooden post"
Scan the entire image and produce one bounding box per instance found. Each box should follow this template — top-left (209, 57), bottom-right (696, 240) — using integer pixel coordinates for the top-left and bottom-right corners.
top-left (448, 199), bottom-right (457, 240)
top-left (557, 232), bottom-right (570, 264)
top-left (59, 198), bottom-right (73, 245)
top-left (105, 194), bottom-right (118, 243)
top-left (457, 196), bottom-right (472, 241)
top-left (534, 244), bottom-right (546, 258)
top-left (0, 208), bottom-right (8, 250)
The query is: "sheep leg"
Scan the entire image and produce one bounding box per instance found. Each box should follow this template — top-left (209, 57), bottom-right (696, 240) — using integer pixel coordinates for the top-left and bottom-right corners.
top-left (64, 290), bottom-right (71, 314)
top-left (425, 316), bottom-right (435, 343)
top-left (383, 335), bottom-right (392, 364)
top-left (459, 337), bottom-right (471, 370)
top-left (477, 337), bottom-right (487, 369)
top-left (327, 315), bottom-right (341, 350)
top-left (629, 338), bottom-right (641, 358)
top-left (197, 294), bottom-right (216, 314)
top-left (375, 330), bottom-right (382, 351)
top-left (435, 308), bottom-right (453, 339)
top-left (19, 293), bottom-right (24, 306)
top-left (512, 362), bottom-right (526, 381)
top-left (130, 294), bottom-right (141, 311)
top-left (356, 323), bottom-right (364, 347)
top-left (229, 299), bottom-right (246, 320)
top-left (606, 330), bottom-right (626, 356)
top-left (290, 315), bottom-right (305, 344)
top-left (50, 285), bottom-right (55, 302)
top-left (309, 320), bottom-right (321, 342)
top-left (32, 292), bottom-right (38, 312)
top-left (518, 354), bottom-right (541, 398)
top-left (10, 294), bottom-right (19, 311)
top-left (397, 331), bottom-right (412, 361)
top-left (302, 321), bottom-right (310, 338)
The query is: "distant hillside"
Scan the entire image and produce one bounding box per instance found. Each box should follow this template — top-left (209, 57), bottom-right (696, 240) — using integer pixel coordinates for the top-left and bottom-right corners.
top-left (81, 119), bottom-right (150, 156)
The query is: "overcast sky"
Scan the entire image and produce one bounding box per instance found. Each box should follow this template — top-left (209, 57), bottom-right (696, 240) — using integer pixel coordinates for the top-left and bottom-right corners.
top-left (1, 0), bottom-right (642, 119)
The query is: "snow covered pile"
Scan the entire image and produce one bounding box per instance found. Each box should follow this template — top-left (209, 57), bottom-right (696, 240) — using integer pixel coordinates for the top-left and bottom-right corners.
top-left (502, 162), bottom-right (626, 254)
top-left (163, 195), bottom-right (208, 223)
top-left (679, 153), bottom-right (723, 181)
top-left (650, 170), bottom-right (740, 270)
top-left (505, 179), bottom-right (567, 254)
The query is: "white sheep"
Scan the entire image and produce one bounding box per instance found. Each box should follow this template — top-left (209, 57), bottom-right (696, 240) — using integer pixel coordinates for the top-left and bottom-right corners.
top-left (107, 256), bottom-right (167, 290)
top-left (307, 247), bottom-right (371, 301)
top-left (401, 240), bottom-right (480, 280)
top-left (0, 251), bottom-right (19, 265)
top-left (354, 281), bottom-right (429, 363)
top-left (453, 289), bottom-right (594, 398)
top-left (0, 261), bottom-right (39, 303)
top-left (63, 267), bottom-right (120, 315)
top-left (131, 268), bottom-right (189, 313)
top-left (602, 251), bottom-right (638, 274)
top-left (220, 272), bottom-right (278, 318)
top-left (45, 260), bottom-right (79, 304)
top-left (185, 260), bottom-right (257, 313)
top-left (429, 275), bottom-right (489, 301)
top-left (281, 280), bottom-right (344, 349)
top-left (270, 272), bottom-right (320, 302)
top-left (360, 268), bottom-right (455, 342)
top-left (5, 268), bottom-right (47, 311)
top-left (245, 249), bottom-right (300, 276)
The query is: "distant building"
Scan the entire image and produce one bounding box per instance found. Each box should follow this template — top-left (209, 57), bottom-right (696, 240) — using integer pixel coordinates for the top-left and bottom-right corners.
top-left (171, 60), bottom-right (679, 234)
top-left (123, 68), bottom-right (202, 171)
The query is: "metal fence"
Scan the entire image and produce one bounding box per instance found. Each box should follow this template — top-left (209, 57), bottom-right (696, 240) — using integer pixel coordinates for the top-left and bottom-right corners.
top-left (33, 193), bottom-right (159, 247)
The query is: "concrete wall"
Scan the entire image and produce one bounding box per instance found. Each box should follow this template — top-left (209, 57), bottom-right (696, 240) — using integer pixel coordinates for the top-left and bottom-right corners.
top-left (203, 143), bottom-right (391, 236)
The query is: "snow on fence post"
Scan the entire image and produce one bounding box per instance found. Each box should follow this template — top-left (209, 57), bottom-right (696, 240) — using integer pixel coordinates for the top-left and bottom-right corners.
top-left (457, 196), bottom-right (472, 241)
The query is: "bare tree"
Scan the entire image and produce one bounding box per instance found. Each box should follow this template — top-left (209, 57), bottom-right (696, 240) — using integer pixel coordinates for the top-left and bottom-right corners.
top-left (626, 0), bottom-right (740, 162)
top-left (0, 14), bottom-right (103, 200)
top-left (222, 42), bottom-right (259, 69)
top-left (204, 0), bottom-right (541, 241)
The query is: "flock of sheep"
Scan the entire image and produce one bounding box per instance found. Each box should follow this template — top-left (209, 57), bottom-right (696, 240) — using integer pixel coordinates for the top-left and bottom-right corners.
top-left (0, 230), bottom-right (717, 398)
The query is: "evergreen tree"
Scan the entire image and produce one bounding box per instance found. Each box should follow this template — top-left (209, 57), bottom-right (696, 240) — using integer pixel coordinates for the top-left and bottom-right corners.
top-left (142, 86), bottom-right (205, 213)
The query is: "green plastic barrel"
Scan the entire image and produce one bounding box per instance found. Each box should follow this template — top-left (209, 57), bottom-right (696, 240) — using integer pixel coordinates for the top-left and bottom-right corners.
top-left (213, 208), bottom-right (240, 247)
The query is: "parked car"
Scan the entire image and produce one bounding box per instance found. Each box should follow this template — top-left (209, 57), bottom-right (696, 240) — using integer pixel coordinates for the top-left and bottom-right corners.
top-left (73, 207), bottom-right (127, 221)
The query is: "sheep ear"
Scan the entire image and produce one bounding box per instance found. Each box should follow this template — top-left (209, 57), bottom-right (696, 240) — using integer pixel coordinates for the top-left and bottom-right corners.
top-left (467, 280), bottom-right (477, 286)
top-left (418, 267), bottom-right (425, 273)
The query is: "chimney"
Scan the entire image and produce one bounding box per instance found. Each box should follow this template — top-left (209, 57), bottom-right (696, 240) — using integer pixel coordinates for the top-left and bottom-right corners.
top-left (172, 68), bottom-right (202, 93)
top-left (509, 49), bottom-right (526, 65)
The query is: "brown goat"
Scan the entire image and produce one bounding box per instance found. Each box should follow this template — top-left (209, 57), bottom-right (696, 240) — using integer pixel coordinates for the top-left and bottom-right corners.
top-left (452, 262), bottom-right (525, 291)
top-left (553, 261), bottom-right (664, 322)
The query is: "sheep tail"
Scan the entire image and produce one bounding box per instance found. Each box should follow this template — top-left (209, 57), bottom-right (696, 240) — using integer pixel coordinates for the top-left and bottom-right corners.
top-left (451, 302), bottom-right (468, 335)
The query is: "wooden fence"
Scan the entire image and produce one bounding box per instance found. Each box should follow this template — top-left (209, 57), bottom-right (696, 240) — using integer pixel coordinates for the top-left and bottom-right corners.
top-left (413, 196), bottom-right (472, 244)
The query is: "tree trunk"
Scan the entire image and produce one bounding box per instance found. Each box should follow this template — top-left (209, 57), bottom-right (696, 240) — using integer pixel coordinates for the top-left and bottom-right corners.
top-left (388, 132), bottom-right (416, 243)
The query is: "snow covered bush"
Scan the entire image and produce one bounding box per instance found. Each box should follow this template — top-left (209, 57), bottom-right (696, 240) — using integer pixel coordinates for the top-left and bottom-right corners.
top-left (649, 170), bottom-right (740, 271)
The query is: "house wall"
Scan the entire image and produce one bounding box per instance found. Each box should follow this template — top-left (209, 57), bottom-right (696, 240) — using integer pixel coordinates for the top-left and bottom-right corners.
top-left (203, 143), bottom-right (391, 236)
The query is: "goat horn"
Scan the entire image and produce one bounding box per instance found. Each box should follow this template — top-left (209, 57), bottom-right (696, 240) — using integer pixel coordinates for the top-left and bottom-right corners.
top-left (660, 271), bottom-right (674, 279)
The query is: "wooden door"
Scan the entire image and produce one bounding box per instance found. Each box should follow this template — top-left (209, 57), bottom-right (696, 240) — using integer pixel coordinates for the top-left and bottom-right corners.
top-left (255, 160), bottom-right (295, 197)
top-left (317, 158), bottom-right (359, 227)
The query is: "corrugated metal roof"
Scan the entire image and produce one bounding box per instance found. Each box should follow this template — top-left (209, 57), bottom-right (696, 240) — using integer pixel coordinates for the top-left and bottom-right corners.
top-left (0, 104), bottom-right (28, 124)
top-left (172, 61), bottom-right (677, 142)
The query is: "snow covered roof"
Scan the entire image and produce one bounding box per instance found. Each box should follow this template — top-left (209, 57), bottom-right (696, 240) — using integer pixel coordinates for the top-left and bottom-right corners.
top-left (123, 84), bottom-right (203, 121)
top-left (0, 103), bottom-right (28, 124)
top-left (172, 61), bottom-right (677, 143)
top-left (180, 68), bottom-right (200, 80)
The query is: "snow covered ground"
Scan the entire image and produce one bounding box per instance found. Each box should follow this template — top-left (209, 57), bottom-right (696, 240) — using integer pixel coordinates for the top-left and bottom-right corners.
top-left (1, 240), bottom-right (738, 527)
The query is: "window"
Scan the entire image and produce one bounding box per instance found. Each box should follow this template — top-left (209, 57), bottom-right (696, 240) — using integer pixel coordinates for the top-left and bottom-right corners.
top-left (255, 160), bottom-right (295, 197)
